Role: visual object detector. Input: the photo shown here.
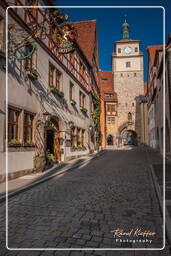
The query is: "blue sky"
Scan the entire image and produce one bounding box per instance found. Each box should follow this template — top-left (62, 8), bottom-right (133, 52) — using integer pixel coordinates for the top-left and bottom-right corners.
top-left (56, 0), bottom-right (171, 82)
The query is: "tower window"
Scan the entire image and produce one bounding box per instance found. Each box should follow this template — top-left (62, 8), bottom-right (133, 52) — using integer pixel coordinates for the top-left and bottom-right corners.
top-left (135, 47), bottom-right (138, 52)
top-left (128, 112), bottom-right (132, 120)
top-left (118, 48), bottom-right (121, 53)
top-left (107, 117), bottom-right (115, 124)
top-left (126, 62), bottom-right (131, 68)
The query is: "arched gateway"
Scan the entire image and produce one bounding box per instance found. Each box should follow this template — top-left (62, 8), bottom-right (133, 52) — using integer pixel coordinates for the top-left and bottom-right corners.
top-left (121, 129), bottom-right (137, 145)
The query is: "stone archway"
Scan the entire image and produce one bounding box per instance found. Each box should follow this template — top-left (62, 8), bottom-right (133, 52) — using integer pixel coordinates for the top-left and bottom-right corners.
top-left (107, 134), bottom-right (113, 145)
top-left (121, 129), bottom-right (138, 145)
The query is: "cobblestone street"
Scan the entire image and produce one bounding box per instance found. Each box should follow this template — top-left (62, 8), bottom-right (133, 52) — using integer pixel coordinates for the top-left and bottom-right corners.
top-left (0, 147), bottom-right (170, 255)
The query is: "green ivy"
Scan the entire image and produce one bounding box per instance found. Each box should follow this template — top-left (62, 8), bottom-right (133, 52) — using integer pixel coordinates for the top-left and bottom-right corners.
top-left (91, 93), bottom-right (101, 150)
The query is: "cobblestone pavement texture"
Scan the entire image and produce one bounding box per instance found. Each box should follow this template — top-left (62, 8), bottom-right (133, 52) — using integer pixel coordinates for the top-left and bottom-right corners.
top-left (0, 147), bottom-right (170, 255)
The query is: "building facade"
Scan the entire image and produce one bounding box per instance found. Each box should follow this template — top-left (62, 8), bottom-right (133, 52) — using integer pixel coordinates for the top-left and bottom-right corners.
top-left (165, 34), bottom-right (171, 156)
top-left (0, 1), bottom-right (99, 182)
top-left (112, 21), bottom-right (144, 145)
top-left (99, 71), bottom-right (117, 148)
top-left (146, 45), bottom-right (162, 150)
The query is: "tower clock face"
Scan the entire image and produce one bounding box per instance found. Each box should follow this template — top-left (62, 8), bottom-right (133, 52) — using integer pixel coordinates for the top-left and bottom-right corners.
top-left (123, 46), bottom-right (133, 54)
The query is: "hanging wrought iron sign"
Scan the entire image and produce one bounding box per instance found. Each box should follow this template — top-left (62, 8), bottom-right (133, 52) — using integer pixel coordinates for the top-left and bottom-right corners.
top-left (56, 23), bottom-right (77, 54)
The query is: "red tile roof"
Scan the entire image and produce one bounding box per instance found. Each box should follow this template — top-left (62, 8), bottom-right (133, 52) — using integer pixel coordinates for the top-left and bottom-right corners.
top-left (98, 71), bottom-right (117, 100)
top-left (146, 45), bottom-right (163, 65)
top-left (72, 20), bottom-right (98, 67)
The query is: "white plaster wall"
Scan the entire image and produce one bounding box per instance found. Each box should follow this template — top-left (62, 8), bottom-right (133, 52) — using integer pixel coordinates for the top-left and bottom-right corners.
top-left (0, 152), bottom-right (6, 175)
top-left (114, 57), bottom-right (141, 72)
top-left (8, 151), bottom-right (34, 173)
top-left (1, 13), bottom-right (95, 177)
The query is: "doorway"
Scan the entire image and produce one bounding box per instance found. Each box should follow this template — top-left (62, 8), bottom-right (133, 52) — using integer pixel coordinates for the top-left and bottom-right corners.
top-left (46, 129), bottom-right (54, 154)
top-left (45, 119), bottom-right (61, 163)
top-left (107, 135), bottom-right (113, 145)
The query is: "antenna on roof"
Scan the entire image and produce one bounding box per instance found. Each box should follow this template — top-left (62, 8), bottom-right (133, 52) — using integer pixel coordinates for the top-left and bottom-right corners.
top-left (124, 13), bottom-right (127, 23)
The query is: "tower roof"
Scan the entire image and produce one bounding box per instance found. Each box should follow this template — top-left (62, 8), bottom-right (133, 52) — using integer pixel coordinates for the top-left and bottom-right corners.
top-left (122, 20), bottom-right (130, 39)
top-left (71, 20), bottom-right (99, 67)
top-left (98, 71), bottom-right (117, 101)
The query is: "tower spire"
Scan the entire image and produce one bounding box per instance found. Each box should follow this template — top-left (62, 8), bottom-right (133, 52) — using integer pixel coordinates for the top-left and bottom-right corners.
top-left (122, 16), bottom-right (130, 39)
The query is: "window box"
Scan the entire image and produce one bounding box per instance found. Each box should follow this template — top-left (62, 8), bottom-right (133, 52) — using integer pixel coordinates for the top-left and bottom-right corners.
top-left (24, 142), bottom-right (35, 147)
top-left (80, 107), bottom-right (87, 113)
top-left (70, 99), bottom-right (76, 105)
top-left (27, 69), bottom-right (39, 81)
top-left (51, 87), bottom-right (64, 97)
top-left (8, 139), bottom-right (22, 147)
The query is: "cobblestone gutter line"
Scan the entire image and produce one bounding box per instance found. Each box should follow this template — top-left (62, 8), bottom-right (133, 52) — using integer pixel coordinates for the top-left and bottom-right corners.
top-left (0, 150), bottom-right (105, 203)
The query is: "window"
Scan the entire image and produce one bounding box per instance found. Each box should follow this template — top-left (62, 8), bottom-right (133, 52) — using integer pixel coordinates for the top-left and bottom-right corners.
top-left (106, 104), bottom-right (115, 114)
top-left (105, 94), bottom-right (112, 98)
top-left (69, 82), bottom-right (75, 101)
top-left (77, 128), bottom-right (81, 147)
top-left (8, 108), bottom-right (20, 143)
top-left (24, 112), bottom-right (34, 144)
top-left (107, 117), bottom-right (115, 124)
top-left (120, 73), bottom-right (123, 77)
top-left (132, 102), bottom-right (134, 107)
top-left (25, 43), bottom-right (37, 70)
top-left (0, 16), bottom-right (4, 52)
top-left (118, 48), bottom-right (121, 53)
top-left (128, 112), bottom-right (132, 120)
top-left (135, 47), bottom-right (138, 52)
top-left (126, 62), bottom-right (131, 68)
top-left (81, 130), bottom-right (85, 147)
top-left (71, 127), bottom-right (76, 148)
top-left (79, 91), bottom-right (86, 108)
top-left (102, 78), bottom-right (107, 82)
top-left (134, 73), bottom-right (136, 77)
top-left (49, 63), bottom-right (62, 91)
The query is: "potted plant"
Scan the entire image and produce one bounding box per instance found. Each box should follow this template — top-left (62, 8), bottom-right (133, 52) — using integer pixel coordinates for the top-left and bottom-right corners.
top-left (34, 155), bottom-right (46, 172)
top-left (45, 151), bottom-right (54, 167)
top-left (27, 69), bottom-right (39, 81)
top-left (8, 139), bottom-right (22, 147)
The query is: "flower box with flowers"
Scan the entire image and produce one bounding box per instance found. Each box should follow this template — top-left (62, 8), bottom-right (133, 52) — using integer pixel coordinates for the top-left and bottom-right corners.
top-left (80, 107), bottom-right (87, 113)
top-left (70, 99), bottom-right (76, 105)
top-left (26, 69), bottom-right (39, 81)
top-left (8, 139), bottom-right (22, 147)
top-left (24, 141), bottom-right (35, 147)
top-left (71, 146), bottom-right (77, 152)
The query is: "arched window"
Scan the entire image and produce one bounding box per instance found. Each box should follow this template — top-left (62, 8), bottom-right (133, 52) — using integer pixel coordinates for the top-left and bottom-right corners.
top-left (128, 112), bottom-right (132, 120)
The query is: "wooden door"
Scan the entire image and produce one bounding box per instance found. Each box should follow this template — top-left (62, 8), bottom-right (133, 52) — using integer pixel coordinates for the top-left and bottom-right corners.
top-left (54, 128), bottom-right (61, 163)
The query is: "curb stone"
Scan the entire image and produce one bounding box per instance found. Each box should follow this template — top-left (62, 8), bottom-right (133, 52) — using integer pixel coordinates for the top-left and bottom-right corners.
top-left (0, 150), bottom-right (105, 203)
top-left (150, 164), bottom-right (171, 249)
